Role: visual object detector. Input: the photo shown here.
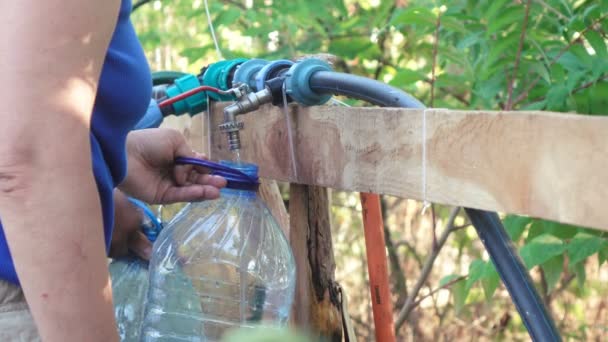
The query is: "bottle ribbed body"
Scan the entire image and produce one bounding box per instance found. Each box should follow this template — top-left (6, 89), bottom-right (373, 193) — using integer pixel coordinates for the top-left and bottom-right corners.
top-left (141, 189), bottom-right (295, 341)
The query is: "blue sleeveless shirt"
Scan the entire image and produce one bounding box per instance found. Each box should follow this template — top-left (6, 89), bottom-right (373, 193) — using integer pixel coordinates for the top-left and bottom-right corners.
top-left (0, 0), bottom-right (151, 284)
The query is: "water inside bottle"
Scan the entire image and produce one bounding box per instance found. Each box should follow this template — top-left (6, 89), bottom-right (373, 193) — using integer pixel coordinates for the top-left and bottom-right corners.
top-left (232, 149), bottom-right (241, 163)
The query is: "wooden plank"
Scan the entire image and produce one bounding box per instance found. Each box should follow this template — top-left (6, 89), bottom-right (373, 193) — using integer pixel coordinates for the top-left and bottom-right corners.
top-left (198, 104), bottom-right (608, 231)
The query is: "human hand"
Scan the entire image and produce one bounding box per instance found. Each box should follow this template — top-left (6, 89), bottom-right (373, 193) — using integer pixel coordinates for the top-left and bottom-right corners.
top-left (120, 128), bottom-right (226, 204)
top-left (109, 190), bottom-right (153, 260)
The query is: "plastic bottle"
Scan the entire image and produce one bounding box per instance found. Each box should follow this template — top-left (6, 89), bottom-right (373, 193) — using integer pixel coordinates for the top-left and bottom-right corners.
top-left (110, 198), bottom-right (163, 342)
top-left (141, 159), bottom-right (295, 341)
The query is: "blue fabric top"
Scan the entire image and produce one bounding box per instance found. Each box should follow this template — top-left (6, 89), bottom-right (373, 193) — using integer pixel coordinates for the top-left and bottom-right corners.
top-left (0, 0), bottom-right (151, 284)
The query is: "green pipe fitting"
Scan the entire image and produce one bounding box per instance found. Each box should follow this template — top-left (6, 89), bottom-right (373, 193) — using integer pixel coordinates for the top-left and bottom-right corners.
top-left (165, 74), bottom-right (207, 115)
top-left (285, 58), bottom-right (333, 106)
top-left (202, 58), bottom-right (248, 101)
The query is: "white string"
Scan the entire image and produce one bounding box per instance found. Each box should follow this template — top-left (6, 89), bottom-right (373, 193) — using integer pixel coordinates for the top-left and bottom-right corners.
top-left (203, 0), bottom-right (223, 60)
top-left (421, 108), bottom-right (431, 215)
top-left (330, 97), bottom-right (351, 107)
top-left (205, 94), bottom-right (212, 158)
top-left (281, 83), bottom-right (299, 180)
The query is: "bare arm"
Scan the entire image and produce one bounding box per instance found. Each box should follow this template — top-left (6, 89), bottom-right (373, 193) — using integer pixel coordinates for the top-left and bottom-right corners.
top-left (0, 1), bottom-right (121, 341)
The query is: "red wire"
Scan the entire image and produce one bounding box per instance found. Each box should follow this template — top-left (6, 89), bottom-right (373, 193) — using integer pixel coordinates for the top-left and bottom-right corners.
top-left (158, 85), bottom-right (222, 108)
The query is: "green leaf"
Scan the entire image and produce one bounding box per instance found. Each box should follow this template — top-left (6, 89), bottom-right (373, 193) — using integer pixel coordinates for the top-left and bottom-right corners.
top-left (486, 6), bottom-right (524, 35)
top-left (440, 274), bottom-right (469, 312)
top-left (529, 62), bottom-right (551, 85)
top-left (391, 7), bottom-right (436, 27)
top-left (482, 32), bottom-right (519, 74)
top-left (543, 220), bottom-right (578, 239)
top-left (541, 255), bottom-right (564, 293)
top-left (441, 16), bottom-right (467, 34)
top-left (439, 274), bottom-right (461, 287)
top-left (585, 30), bottom-right (608, 59)
top-left (590, 57), bottom-right (608, 80)
top-left (390, 69), bottom-right (424, 86)
top-left (550, 63), bottom-right (566, 83)
top-left (466, 259), bottom-right (486, 290)
top-left (214, 8), bottom-right (242, 27)
top-left (566, 70), bottom-right (589, 92)
top-left (473, 73), bottom-right (504, 103)
top-left (481, 262), bottom-right (500, 301)
top-left (582, 4), bottom-right (601, 22)
top-left (180, 45), bottom-right (214, 62)
top-left (328, 37), bottom-right (374, 59)
top-left (546, 85), bottom-right (569, 110)
top-left (485, 0), bottom-right (510, 21)
top-left (555, 51), bottom-right (585, 71)
top-left (519, 234), bottom-right (566, 268)
top-left (568, 17), bottom-right (586, 32)
top-left (521, 100), bottom-right (547, 110)
top-left (567, 232), bottom-right (608, 270)
top-left (503, 215), bottom-right (532, 241)
top-left (456, 32), bottom-right (483, 50)
top-left (525, 219), bottom-right (544, 242)
top-left (441, 45), bottom-right (470, 68)
top-left (574, 260), bottom-right (586, 289)
top-left (452, 278), bottom-right (467, 314)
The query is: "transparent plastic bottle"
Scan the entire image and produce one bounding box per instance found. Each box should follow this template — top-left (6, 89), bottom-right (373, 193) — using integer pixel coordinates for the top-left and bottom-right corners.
top-left (110, 199), bottom-right (163, 342)
top-left (141, 160), bottom-right (296, 341)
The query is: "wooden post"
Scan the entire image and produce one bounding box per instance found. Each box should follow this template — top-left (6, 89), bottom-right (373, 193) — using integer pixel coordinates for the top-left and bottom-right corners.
top-left (289, 184), bottom-right (342, 341)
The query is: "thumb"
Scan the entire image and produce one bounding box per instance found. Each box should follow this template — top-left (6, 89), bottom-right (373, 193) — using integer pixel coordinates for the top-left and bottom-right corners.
top-left (128, 231), bottom-right (154, 261)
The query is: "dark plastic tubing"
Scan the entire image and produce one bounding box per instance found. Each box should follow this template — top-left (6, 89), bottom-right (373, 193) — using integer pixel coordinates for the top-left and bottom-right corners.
top-left (308, 70), bottom-right (561, 342)
top-left (151, 71), bottom-right (188, 86)
top-left (465, 209), bottom-right (561, 341)
top-left (309, 71), bottom-right (425, 108)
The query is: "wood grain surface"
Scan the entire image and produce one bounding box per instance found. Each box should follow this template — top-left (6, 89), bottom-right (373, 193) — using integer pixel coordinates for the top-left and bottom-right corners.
top-left (176, 104), bottom-right (608, 231)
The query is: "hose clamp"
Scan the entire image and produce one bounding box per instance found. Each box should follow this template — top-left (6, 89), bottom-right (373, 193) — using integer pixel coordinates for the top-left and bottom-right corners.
top-left (284, 58), bottom-right (333, 106)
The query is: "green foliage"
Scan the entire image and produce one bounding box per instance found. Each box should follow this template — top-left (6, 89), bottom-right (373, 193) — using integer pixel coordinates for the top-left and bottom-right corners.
top-left (440, 274), bottom-right (467, 313)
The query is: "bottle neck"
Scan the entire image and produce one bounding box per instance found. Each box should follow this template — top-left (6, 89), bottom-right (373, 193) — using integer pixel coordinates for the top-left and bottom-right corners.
top-left (220, 187), bottom-right (257, 198)
top-left (218, 160), bottom-right (260, 193)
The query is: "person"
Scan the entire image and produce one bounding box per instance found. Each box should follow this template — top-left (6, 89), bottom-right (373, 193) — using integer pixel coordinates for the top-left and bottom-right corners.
top-left (0, 0), bottom-right (226, 340)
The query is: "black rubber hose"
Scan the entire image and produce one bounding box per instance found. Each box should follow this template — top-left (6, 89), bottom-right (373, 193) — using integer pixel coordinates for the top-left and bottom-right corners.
top-left (151, 71), bottom-right (188, 86)
top-left (132, 0), bottom-right (154, 12)
top-left (309, 71), bottom-right (425, 108)
top-left (466, 208), bottom-right (561, 341)
top-left (308, 71), bottom-right (561, 342)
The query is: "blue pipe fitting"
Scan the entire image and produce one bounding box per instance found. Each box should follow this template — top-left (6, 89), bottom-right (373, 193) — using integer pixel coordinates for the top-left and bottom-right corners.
top-left (232, 59), bottom-right (269, 91)
top-left (285, 58), bottom-right (333, 106)
top-left (202, 58), bottom-right (248, 101)
top-left (255, 59), bottom-right (294, 92)
top-left (165, 74), bottom-right (207, 115)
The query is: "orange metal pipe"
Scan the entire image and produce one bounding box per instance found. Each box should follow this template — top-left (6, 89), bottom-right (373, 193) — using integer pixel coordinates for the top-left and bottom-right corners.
top-left (360, 192), bottom-right (396, 342)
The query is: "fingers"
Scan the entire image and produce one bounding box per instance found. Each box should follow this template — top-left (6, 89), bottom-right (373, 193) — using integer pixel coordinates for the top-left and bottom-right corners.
top-left (173, 161), bottom-right (226, 188)
top-left (174, 163), bottom-right (193, 186)
top-left (110, 189), bottom-right (143, 258)
top-left (187, 171), bottom-right (227, 188)
top-left (161, 184), bottom-right (222, 204)
top-left (128, 231), bottom-right (153, 261)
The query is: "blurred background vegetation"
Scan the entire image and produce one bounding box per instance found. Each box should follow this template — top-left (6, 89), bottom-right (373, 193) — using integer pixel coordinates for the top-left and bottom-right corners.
top-left (132, 0), bottom-right (608, 340)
